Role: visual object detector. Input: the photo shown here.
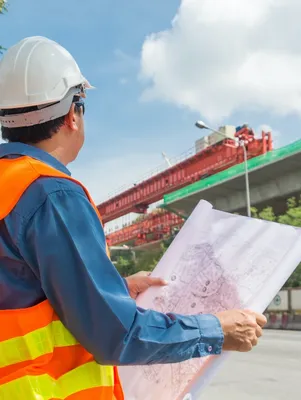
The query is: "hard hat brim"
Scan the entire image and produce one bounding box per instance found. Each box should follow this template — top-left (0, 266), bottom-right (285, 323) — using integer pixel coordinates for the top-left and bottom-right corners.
top-left (0, 87), bottom-right (81, 128)
top-left (84, 78), bottom-right (95, 90)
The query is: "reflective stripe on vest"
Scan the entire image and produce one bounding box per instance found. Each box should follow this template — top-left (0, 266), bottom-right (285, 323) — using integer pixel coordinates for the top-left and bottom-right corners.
top-left (0, 156), bottom-right (123, 400)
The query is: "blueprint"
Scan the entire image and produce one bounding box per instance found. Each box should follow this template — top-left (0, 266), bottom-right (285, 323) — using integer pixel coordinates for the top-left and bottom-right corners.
top-left (119, 200), bottom-right (301, 400)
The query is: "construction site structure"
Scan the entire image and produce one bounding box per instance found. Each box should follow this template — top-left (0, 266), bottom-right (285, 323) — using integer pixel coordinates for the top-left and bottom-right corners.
top-left (106, 209), bottom-right (184, 247)
top-left (102, 126), bottom-right (273, 247)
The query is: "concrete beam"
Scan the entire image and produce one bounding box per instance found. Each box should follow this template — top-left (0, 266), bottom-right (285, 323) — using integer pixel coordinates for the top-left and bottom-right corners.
top-left (212, 169), bottom-right (301, 213)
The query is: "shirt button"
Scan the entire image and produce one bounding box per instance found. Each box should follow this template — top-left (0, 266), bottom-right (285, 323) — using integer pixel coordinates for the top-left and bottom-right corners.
top-left (208, 345), bottom-right (213, 353)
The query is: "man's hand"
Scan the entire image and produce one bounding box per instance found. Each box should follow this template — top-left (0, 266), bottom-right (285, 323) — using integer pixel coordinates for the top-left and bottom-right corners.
top-left (215, 309), bottom-right (267, 352)
top-left (125, 271), bottom-right (167, 300)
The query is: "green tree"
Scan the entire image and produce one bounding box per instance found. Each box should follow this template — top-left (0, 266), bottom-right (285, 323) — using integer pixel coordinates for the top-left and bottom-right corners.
top-left (0, 0), bottom-right (7, 54)
top-left (0, 1), bottom-right (7, 13)
top-left (114, 245), bottom-right (166, 277)
top-left (251, 206), bottom-right (276, 221)
top-left (285, 266), bottom-right (301, 288)
top-left (136, 243), bottom-right (168, 272)
top-left (277, 197), bottom-right (301, 227)
top-left (114, 255), bottom-right (137, 277)
top-left (112, 225), bottom-right (180, 277)
top-left (252, 197), bottom-right (301, 288)
top-left (112, 235), bottom-right (175, 277)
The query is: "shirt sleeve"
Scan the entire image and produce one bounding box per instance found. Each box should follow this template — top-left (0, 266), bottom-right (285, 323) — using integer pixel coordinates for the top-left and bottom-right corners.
top-left (20, 188), bottom-right (224, 366)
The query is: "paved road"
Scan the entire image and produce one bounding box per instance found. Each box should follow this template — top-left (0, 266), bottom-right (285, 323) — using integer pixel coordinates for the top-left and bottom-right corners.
top-left (202, 330), bottom-right (300, 400)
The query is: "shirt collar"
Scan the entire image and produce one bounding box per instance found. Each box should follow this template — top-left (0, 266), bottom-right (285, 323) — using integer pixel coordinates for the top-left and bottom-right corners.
top-left (0, 142), bottom-right (71, 176)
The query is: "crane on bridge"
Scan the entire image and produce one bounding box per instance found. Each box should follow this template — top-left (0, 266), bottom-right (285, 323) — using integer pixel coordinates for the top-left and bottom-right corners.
top-left (101, 126), bottom-right (273, 247)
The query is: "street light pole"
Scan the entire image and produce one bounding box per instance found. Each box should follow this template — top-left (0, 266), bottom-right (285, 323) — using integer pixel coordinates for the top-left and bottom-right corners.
top-left (241, 140), bottom-right (251, 217)
top-left (195, 120), bottom-right (251, 217)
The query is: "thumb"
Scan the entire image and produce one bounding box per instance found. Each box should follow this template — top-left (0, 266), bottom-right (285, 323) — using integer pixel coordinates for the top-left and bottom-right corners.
top-left (147, 277), bottom-right (168, 287)
top-left (254, 312), bottom-right (267, 327)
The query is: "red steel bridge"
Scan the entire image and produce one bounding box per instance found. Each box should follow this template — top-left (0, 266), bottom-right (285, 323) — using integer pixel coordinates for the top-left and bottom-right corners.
top-left (99, 127), bottom-right (273, 247)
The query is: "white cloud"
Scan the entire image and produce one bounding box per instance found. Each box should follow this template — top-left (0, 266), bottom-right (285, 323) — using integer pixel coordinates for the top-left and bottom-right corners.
top-left (257, 124), bottom-right (281, 147)
top-left (258, 124), bottom-right (274, 134)
top-left (140, 0), bottom-right (301, 122)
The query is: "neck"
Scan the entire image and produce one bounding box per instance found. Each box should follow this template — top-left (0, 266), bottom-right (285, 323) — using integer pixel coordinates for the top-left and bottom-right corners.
top-left (33, 141), bottom-right (71, 166)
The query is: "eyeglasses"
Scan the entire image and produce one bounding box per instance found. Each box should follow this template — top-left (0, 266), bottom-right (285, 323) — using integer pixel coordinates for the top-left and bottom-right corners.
top-left (73, 96), bottom-right (85, 115)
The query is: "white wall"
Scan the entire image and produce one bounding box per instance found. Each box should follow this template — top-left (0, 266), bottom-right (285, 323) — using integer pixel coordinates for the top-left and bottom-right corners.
top-left (267, 290), bottom-right (289, 312)
top-left (291, 289), bottom-right (301, 311)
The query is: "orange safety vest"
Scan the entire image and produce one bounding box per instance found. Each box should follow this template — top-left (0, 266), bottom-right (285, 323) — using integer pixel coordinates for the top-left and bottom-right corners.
top-left (0, 156), bottom-right (124, 400)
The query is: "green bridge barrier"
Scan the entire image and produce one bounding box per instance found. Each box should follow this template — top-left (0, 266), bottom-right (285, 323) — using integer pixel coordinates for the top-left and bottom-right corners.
top-left (164, 139), bottom-right (301, 205)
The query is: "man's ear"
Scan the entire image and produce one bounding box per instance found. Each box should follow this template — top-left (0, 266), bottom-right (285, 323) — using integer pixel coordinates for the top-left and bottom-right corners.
top-left (65, 104), bottom-right (78, 131)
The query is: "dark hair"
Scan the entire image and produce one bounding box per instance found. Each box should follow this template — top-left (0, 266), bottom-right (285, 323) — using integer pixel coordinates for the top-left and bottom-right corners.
top-left (1, 100), bottom-right (82, 144)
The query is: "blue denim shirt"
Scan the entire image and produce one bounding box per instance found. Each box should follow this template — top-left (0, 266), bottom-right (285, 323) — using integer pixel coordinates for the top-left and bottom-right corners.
top-left (0, 142), bottom-right (224, 365)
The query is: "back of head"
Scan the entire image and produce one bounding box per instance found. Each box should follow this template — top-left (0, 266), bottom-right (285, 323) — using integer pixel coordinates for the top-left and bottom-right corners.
top-left (0, 36), bottom-right (90, 145)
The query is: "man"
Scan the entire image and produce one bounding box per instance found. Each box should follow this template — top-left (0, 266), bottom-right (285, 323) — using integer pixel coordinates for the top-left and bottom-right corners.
top-left (0, 36), bottom-right (266, 400)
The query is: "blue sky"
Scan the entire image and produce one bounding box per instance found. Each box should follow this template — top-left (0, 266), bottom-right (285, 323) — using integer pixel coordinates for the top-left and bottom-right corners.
top-left (1, 0), bottom-right (301, 204)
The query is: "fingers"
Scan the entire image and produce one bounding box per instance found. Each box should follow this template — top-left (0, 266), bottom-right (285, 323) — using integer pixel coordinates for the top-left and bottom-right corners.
top-left (256, 325), bottom-right (263, 338)
top-left (254, 313), bottom-right (267, 327)
top-left (127, 272), bottom-right (168, 289)
top-left (147, 277), bottom-right (168, 287)
top-left (239, 341), bottom-right (253, 352)
top-left (239, 324), bottom-right (262, 352)
top-left (251, 336), bottom-right (258, 346)
top-left (244, 310), bottom-right (267, 327)
top-left (239, 335), bottom-right (258, 352)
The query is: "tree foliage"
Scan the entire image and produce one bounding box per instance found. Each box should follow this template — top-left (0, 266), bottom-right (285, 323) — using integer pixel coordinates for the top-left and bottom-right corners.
top-left (0, 0), bottom-right (7, 13)
top-left (252, 197), bottom-right (301, 288)
top-left (113, 255), bottom-right (138, 277)
top-left (0, 0), bottom-right (7, 54)
top-left (112, 228), bottom-right (180, 277)
top-left (112, 243), bottom-right (168, 277)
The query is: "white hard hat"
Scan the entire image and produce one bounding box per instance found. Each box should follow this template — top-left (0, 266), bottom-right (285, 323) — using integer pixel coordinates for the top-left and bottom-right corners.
top-left (0, 36), bottom-right (92, 128)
